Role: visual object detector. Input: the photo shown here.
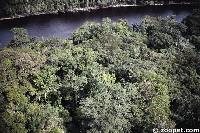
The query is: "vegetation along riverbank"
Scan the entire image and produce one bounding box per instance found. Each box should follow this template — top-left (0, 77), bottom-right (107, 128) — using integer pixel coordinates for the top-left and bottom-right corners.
top-left (0, 0), bottom-right (200, 21)
top-left (0, 9), bottom-right (200, 132)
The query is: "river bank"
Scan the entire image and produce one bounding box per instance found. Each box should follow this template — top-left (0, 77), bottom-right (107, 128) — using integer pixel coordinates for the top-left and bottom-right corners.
top-left (0, 3), bottom-right (199, 21)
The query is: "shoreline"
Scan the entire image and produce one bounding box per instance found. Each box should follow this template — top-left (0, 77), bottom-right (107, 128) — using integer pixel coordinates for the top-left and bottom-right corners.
top-left (0, 3), bottom-right (199, 21)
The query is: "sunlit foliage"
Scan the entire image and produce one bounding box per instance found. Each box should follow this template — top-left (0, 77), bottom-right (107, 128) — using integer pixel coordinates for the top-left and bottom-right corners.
top-left (0, 12), bottom-right (200, 132)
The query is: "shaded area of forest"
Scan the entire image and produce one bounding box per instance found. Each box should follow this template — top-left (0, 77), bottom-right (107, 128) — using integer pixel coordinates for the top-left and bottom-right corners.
top-left (0, 0), bottom-right (199, 19)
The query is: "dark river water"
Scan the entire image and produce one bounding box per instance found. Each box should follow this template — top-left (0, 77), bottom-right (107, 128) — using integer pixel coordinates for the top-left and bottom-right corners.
top-left (0, 5), bottom-right (199, 47)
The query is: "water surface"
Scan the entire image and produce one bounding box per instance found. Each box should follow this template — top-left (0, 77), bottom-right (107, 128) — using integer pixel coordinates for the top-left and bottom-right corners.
top-left (0, 5), bottom-right (198, 47)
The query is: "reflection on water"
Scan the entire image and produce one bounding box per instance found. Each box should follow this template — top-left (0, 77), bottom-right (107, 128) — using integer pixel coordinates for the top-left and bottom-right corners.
top-left (0, 5), bottom-right (197, 47)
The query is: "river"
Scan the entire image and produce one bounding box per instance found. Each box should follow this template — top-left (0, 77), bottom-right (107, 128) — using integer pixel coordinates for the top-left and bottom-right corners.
top-left (0, 5), bottom-right (198, 47)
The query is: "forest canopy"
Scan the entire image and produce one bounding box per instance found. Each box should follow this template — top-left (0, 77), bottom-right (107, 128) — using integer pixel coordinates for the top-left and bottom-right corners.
top-left (0, 11), bottom-right (200, 133)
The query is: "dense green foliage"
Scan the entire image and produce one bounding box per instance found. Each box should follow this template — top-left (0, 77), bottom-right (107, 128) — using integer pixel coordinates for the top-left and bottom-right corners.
top-left (0, 0), bottom-right (199, 18)
top-left (0, 12), bottom-right (200, 132)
